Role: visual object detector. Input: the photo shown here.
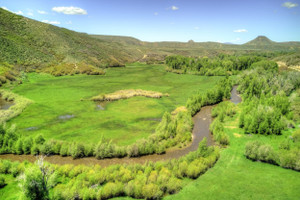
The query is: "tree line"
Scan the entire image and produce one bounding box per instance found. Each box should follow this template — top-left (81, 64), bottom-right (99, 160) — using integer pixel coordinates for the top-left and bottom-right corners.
top-left (236, 61), bottom-right (300, 171)
top-left (165, 54), bottom-right (278, 76)
top-left (0, 138), bottom-right (220, 200)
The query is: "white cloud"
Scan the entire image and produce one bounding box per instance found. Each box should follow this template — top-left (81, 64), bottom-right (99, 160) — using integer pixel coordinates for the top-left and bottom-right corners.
top-left (171, 6), bottom-right (179, 11)
top-left (1, 6), bottom-right (8, 11)
top-left (282, 2), bottom-right (298, 8)
top-left (42, 20), bottom-right (61, 25)
top-left (1, 7), bottom-right (23, 15)
top-left (66, 20), bottom-right (72, 24)
top-left (14, 10), bottom-right (23, 15)
top-left (27, 12), bottom-right (33, 16)
top-left (154, 12), bottom-right (158, 16)
top-left (234, 29), bottom-right (248, 33)
top-left (38, 10), bottom-right (47, 14)
top-left (194, 27), bottom-right (200, 30)
top-left (52, 6), bottom-right (87, 15)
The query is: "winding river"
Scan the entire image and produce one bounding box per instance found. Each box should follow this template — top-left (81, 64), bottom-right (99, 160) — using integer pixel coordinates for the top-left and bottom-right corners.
top-left (0, 86), bottom-right (241, 166)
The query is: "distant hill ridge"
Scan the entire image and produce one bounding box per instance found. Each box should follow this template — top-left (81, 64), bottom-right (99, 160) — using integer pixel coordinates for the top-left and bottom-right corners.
top-left (0, 8), bottom-right (143, 68)
top-left (245, 36), bottom-right (276, 45)
top-left (1, 7), bottom-right (300, 69)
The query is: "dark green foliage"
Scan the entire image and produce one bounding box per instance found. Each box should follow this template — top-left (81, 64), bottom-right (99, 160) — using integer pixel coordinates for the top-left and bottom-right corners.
top-left (237, 69), bottom-right (300, 99)
top-left (250, 60), bottom-right (278, 71)
top-left (211, 101), bottom-right (236, 120)
top-left (245, 136), bottom-right (300, 171)
top-left (0, 175), bottom-right (6, 188)
top-left (166, 55), bottom-right (264, 76)
top-left (237, 67), bottom-right (300, 135)
top-left (35, 134), bottom-right (45, 145)
top-left (14, 138), bottom-right (23, 155)
top-left (210, 119), bottom-right (230, 145)
top-left (19, 167), bottom-right (49, 200)
top-left (186, 77), bottom-right (232, 116)
top-left (23, 137), bottom-right (33, 154)
top-left (245, 141), bottom-right (277, 164)
top-left (70, 143), bottom-right (85, 159)
top-left (292, 129), bottom-right (300, 143)
top-left (239, 104), bottom-right (285, 135)
top-left (31, 144), bottom-right (39, 155)
top-left (279, 149), bottom-right (300, 171)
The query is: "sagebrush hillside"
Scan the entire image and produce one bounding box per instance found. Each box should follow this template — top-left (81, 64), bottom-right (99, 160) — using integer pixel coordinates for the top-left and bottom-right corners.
top-left (0, 8), bottom-right (143, 68)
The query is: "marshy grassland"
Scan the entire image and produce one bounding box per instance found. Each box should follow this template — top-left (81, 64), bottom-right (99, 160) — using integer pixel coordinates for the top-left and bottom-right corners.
top-left (6, 63), bottom-right (221, 146)
top-left (112, 104), bottom-right (300, 200)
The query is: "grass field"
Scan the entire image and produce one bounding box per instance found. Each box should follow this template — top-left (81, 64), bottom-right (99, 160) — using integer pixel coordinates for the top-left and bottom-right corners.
top-left (114, 105), bottom-right (300, 200)
top-left (6, 63), bottom-right (221, 145)
top-left (161, 107), bottom-right (300, 200)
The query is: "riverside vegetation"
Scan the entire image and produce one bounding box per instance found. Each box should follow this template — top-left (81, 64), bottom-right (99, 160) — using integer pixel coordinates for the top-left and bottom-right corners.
top-left (0, 68), bottom-right (234, 200)
top-left (1, 7), bottom-right (300, 199)
top-left (4, 63), bottom-right (300, 200)
top-left (0, 65), bottom-right (232, 159)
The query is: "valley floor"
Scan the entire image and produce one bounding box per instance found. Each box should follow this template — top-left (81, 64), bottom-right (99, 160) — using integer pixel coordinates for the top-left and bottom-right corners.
top-left (6, 63), bottom-right (220, 146)
top-left (115, 106), bottom-right (300, 200)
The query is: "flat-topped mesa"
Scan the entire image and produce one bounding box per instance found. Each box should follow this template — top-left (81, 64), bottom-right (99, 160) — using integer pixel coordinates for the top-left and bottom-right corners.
top-left (91, 89), bottom-right (169, 101)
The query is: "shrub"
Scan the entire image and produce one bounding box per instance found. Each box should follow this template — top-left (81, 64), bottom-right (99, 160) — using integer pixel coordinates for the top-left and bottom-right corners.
top-left (142, 183), bottom-right (163, 199)
top-left (15, 138), bottom-right (23, 155)
top-left (245, 141), bottom-right (262, 160)
top-left (0, 175), bottom-right (6, 188)
top-left (70, 143), bottom-right (85, 159)
top-left (279, 150), bottom-right (300, 170)
top-left (19, 166), bottom-right (49, 200)
top-left (245, 141), bottom-right (278, 164)
top-left (166, 177), bottom-right (182, 194)
top-left (35, 134), bottom-right (45, 145)
top-left (292, 129), bottom-right (300, 143)
top-left (0, 160), bottom-right (11, 174)
top-left (101, 182), bottom-right (124, 199)
top-left (40, 141), bottom-right (53, 155)
top-left (59, 143), bottom-right (69, 157)
top-left (23, 137), bottom-right (33, 154)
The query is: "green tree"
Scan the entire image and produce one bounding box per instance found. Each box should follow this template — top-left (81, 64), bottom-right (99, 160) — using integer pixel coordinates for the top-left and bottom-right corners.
top-left (19, 157), bottom-right (54, 200)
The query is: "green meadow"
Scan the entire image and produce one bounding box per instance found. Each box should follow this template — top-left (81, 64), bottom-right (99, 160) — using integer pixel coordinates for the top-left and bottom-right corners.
top-left (113, 106), bottom-right (300, 200)
top-left (7, 63), bottom-right (221, 145)
top-left (164, 117), bottom-right (300, 200)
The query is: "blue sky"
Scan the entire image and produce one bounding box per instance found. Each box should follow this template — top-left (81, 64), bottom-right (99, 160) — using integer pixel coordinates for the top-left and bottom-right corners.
top-left (1, 0), bottom-right (299, 43)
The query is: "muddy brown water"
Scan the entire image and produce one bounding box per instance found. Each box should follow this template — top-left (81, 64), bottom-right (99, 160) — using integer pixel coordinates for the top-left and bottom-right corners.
top-left (230, 85), bottom-right (242, 104)
top-left (0, 96), bottom-right (14, 110)
top-left (0, 87), bottom-right (241, 166)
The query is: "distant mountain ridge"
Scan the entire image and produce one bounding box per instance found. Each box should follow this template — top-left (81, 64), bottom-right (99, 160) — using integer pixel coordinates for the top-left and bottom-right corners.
top-left (1, 7), bottom-right (300, 69)
top-left (0, 8), bottom-right (143, 68)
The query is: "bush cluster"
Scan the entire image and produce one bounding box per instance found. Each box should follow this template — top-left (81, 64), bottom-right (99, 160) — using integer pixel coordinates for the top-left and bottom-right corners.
top-left (210, 119), bottom-right (229, 146)
top-left (43, 62), bottom-right (105, 76)
top-left (245, 132), bottom-right (300, 171)
top-left (165, 54), bottom-right (273, 76)
top-left (186, 77), bottom-right (232, 116)
top-left (211, 101), bottom-right (236, 122)
top-left (1, 139), bottom-right (220, 200)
